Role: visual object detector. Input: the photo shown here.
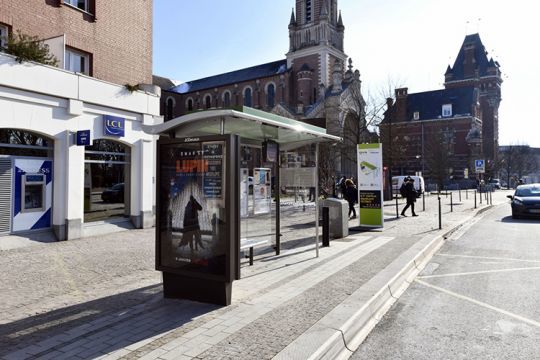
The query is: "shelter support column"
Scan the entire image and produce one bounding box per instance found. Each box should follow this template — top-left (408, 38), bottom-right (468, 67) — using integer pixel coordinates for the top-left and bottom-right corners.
top-left (63, 130), bottom-right (85, 240)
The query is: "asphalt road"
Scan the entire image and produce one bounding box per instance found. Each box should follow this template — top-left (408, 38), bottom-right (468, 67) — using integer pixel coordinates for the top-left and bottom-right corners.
top-left (352, 202), bottom-right (540, 360)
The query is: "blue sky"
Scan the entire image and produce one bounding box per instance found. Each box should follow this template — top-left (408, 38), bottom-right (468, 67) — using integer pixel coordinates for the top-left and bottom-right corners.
top-left (153, 0), bottom-right (540, 147)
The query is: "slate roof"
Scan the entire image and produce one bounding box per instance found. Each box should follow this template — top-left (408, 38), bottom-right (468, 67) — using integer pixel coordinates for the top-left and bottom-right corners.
top-left (404, 86), bottom-right (476, 121)
top-left (169, 60), bottom-right (288, 94)
top-left (446, 33), bottom-right (499, 80)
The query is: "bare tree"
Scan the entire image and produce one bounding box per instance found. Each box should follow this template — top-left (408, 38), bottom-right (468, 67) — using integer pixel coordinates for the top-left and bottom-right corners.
top-left (500, 144), bottom-right (538, 187)
top-left (426, 129), bottom-right (452, 190)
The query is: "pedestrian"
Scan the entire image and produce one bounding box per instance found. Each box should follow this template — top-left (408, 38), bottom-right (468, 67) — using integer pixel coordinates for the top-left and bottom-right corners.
top-left (339, 176), bottom-right (347, 199)
top-left (344, 179), bottom-right (357, 219)
top-left (401, 177), bottom-right (418, 217)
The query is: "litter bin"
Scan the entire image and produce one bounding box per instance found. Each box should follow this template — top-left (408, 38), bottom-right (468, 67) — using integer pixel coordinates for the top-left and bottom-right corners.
top-left (320, 198), bottom-right (349, 239)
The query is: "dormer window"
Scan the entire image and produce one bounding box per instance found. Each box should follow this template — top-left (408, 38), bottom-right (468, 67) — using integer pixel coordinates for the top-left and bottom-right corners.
top-left (442, 104), bottom-right (452, 117)
top-left (413, 111), bottom-right (419, 120)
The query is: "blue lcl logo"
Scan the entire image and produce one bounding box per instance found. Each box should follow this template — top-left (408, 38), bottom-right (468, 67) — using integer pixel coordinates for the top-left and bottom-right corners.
top-left (103, 115), bottom-right (125, 137)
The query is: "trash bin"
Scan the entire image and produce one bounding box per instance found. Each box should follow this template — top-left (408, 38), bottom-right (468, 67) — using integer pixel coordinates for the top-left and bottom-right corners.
top-left (320, 198), bottom-right (349, 239)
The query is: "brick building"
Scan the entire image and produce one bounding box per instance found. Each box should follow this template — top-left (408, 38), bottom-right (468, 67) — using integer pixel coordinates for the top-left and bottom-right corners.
top-left (380, 33), bottom-right (502, 186)
top-left (0, 1), bottom-right (160, 240)
top-left (0, 0), bottom-right (153, 86)
top-left (159, 0), bottom-right (370, 178)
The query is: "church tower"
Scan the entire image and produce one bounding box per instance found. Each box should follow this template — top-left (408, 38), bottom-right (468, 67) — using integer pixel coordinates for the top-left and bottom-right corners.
top-left (444, 33), bottom-right (502, 163)
top-left (287, 0), bottom-right (347, 112)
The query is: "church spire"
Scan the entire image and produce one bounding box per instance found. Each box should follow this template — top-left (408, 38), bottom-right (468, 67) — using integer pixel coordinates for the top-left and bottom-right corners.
top-left (337, 10), bottom-right (344, 28)
top-left (289, 8), bottom-right (296, 28)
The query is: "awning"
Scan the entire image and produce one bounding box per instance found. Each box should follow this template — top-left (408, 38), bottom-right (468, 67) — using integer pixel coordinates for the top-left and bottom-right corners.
top-left (143, 106), bottom-right (341, 151)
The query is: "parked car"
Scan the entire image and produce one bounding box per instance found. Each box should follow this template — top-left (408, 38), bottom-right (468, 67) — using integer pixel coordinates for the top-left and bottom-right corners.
top-left (101, 183), bottom-right (125, 203)
top-left (507, 184), bottom-right (540, 219)
top-left (488, 178), bottom-right (502, 189)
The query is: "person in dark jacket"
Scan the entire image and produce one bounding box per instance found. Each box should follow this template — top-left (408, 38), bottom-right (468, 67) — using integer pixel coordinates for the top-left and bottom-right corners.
top-left (401, 177), bottom-right (418, 217)
top-left (344, 179), bottom-right (357, 219)
top-left (182, 195), bottom-right (204, 251)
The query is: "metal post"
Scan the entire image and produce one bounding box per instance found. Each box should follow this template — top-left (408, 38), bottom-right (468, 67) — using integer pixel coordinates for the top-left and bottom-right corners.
top-left (474, 190), bottom-right (477, 208)
top-left (396, 195), bottom-right (399, 218)
top-left (438, 196), bottom-right (442, 229)
top-left (445, 187), bottom-right (448, 198)
top-left (450, 192), bottom-right (453, 212)
top-left (479, 187), bottom-right (482, 204)
top-left (459, 187), bottom-right (462, 202)
top-left (322, 207), bottom-right (330, 247)
top-left (315, 143), bottom-right (319, 258)
top-left (490, 189), bottom-right (493, 205)
top-left (422, 191), bottom-right (425, 211)
top-left (275, 143), bottom-right (281, 256)
top-left (466, 188), bottom-right (468, 200)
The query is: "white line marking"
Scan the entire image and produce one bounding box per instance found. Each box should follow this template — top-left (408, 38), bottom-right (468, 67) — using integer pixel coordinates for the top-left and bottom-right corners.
top-left (436, 253), bottom-right (540, 264)
top-left (415, 279), bottom-right (540, 328)
top-left (418, 266), bottom-right (540, 279)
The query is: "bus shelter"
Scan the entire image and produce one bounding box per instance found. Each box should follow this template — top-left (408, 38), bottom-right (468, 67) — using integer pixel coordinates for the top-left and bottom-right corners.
top-left (144, 107), bottom-right (340, 305)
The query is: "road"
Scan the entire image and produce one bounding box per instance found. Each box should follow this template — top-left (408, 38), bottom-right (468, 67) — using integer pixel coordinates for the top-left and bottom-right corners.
top-left (352, 202), bottom-right (540, 360)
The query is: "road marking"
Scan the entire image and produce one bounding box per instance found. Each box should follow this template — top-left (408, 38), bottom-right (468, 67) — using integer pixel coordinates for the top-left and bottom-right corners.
top-left (415, 279), bottom-right (540, 328)
top-left (436, 253), bottom-right (540, 264)
top-left (418, 266), bottom-right (540, 279)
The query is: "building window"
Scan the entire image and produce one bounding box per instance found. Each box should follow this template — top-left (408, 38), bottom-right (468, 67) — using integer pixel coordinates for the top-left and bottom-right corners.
top-left (166, 97), bottom-right (175, 120)
top-left (305, 0), bottom-right (312, 22)
top-left (442, 104), bottom-right (452, 117)
top-left (65, 48), bottom-right (90, 75)
top-left (205, 95), bottom-right (211, 109)
top-left (64, 0), bottom-right (90, 12)
top-left (244, 88), bottom-right (252, 107)
top-left (223, 91), bottom-right (231, 107)
top-left (413, 111), bottom-right (420, 120)
top-left (0, 24), bottom-right (8, 49)
top-left (187, 98), bottom-right (193, 111)
top-left (267, 84), bottom-right (275, 108)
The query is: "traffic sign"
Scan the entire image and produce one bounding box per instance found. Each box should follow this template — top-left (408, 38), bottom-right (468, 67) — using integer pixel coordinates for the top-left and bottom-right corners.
top-left (475, 159), bottom-right (485, 173)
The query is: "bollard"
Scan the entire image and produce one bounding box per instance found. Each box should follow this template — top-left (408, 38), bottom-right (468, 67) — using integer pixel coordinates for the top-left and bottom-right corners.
top-left (450, 192), bottom-right (453, 212)
top-left (459, 187), bottom-right (462, 202)
top-left (485, 189), bottom-right (488, 202)
top-left (479, 187), bottom-right (482, 204)
top-left (474, 190), bottom-right (477, 208)
top-left (322, 207), bottom-right (330, 247)
top-left (438, 196), bottom-right (442, 229)
top-left (422, 191), bottom-right (425, 211)
top-left (396, 196), bottom-right (399, 218)
top-left (445, 187), bottom-right (448, 198)
top-left (466, 188), bottom-right (468, 200)
top-left (489, 190), bottom-right (493, 205)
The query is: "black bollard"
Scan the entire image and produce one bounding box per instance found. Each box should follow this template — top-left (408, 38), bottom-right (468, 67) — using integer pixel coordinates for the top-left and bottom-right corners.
top-left (396, 195), bottom-right (399, 218)
top-left (422, 191), bottom-right (425, 211)
top-left (489, 190), bottom-right (493, 205)
top-left (459, 187), bottom-right (462, 202)
top-left (322, 207), bottom-right (330, 247)
top-left (466, 188), bottom-right (468, 200)
top-left (438, 196), bottom-right (442, 229)
top-left (450, 192), bottom-right (453, 212)
top-left (474, 190), bottom-right (477, 209)
top-left (480, 187), bottom-right (482, 204)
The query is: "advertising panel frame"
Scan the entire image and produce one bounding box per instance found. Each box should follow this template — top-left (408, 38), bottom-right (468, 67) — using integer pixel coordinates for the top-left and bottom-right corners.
top-left (156, 134), bottom-right (239, 290)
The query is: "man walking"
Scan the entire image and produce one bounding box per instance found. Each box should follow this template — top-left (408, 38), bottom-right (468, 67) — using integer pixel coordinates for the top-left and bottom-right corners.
top-left (401, 177), bottom-right (418, 217)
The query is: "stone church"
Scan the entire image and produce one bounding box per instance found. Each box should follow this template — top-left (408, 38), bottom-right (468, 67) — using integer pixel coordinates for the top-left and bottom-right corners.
top-left (160, 0), bottom-right (370, 178)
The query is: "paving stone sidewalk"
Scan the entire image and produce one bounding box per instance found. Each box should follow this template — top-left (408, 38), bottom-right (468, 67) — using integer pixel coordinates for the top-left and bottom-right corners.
top-left (0, 190), bottom-right (512, 360)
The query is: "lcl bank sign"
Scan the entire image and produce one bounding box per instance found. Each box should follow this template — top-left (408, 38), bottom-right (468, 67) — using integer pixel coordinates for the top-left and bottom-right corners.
top-left (103, 115), bottom-right (125, 137)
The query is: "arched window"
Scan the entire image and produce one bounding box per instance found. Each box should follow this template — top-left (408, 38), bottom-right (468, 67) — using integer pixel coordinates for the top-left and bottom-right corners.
top-left (166, 97), bottom-right (174, 120)
top-left (267, 84), bottom-right (275, 108)
top-left (187, 98), bottom-right (193, 111)
top-left (205, 95), bottom-right (211, 109)
top-left (223, 91), bottom-right (231, 107)
top-left (244, 88), bottom-right (252, 107)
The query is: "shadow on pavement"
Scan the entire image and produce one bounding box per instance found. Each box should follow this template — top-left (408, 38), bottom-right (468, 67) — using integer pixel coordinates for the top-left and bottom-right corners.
top-left (0, 284), bottom-right (217, 357)
top-left (499, 216), bottom-right (540, 224)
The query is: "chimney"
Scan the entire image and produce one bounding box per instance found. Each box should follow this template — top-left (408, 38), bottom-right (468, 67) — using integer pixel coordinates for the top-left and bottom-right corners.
top-left (394, 88), bottom-right (408, 121)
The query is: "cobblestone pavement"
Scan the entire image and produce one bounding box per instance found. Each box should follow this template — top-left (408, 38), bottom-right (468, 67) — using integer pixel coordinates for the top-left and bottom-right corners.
top-left (0, 190), bottom-right (512, 359)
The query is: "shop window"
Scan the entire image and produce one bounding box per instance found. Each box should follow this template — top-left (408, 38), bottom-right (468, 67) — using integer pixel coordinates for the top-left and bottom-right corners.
top-left (84, 139), bottom-right (130, 223)
top-left (0, 129), bottom-right (53, 157)
top-left (65, 48), bottom-right (90, 75)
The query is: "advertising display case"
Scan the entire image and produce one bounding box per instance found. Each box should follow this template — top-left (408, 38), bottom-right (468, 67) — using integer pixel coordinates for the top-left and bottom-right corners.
top-left (156, 134), bottom-right (239, 305)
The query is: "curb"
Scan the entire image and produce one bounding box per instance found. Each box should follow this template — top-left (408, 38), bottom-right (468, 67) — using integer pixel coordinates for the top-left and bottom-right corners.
top-left (276, 204), bottom-right (496, 360)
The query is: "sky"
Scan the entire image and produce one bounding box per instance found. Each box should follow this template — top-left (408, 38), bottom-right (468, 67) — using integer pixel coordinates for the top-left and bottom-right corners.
top-left (153, 0), bottom-right (540, 147)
